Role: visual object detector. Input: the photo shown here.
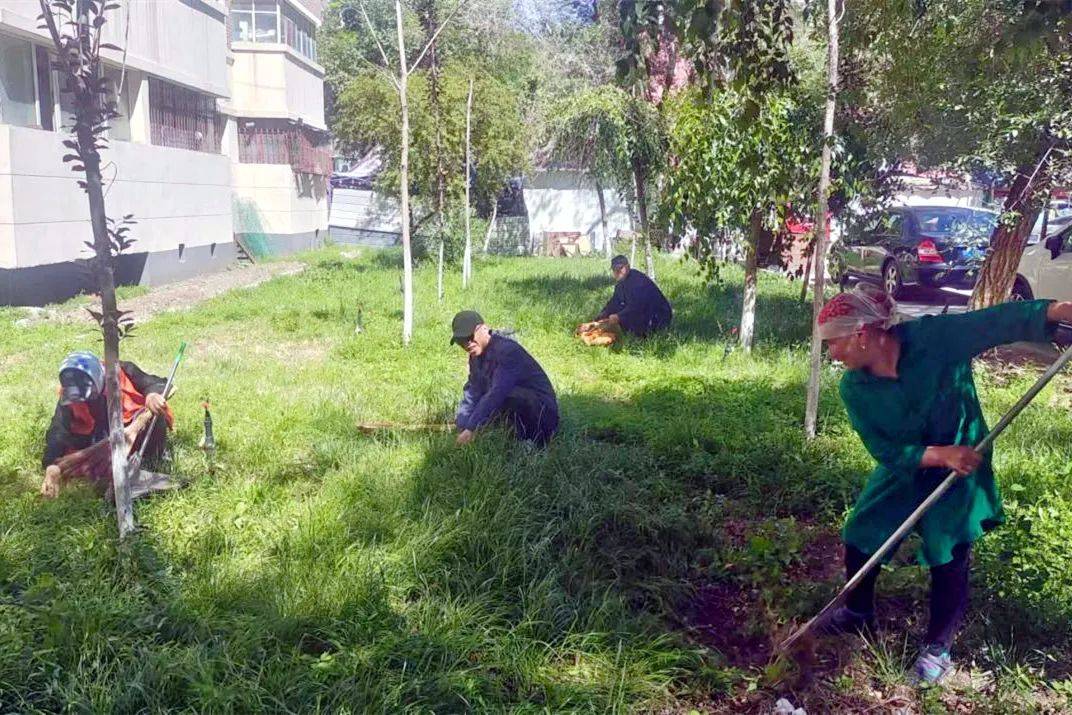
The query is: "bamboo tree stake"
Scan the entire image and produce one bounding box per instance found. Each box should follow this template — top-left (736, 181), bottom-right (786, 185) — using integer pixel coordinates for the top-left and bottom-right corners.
top-left (804, 0), bottom-right (840, 439)
top-left (462, 77), bottom-right (474, 288)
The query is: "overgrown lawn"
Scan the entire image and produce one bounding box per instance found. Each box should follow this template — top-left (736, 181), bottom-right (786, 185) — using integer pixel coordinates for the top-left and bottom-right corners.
top-left (1, 249), bottom-right (1070, 712)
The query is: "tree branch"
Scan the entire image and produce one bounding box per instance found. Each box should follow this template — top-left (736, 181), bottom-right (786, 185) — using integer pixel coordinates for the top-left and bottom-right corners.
top-left (356, 0), bottom-right (399, 89)
top-left (408, 0), bottom-right (467, 75)
top-left (36, 0), bottom-right (64, 48)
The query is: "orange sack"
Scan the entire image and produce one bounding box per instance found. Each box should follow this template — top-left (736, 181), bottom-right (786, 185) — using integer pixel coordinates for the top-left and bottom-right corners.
top-left (576, 325), bottom-right (619, 347)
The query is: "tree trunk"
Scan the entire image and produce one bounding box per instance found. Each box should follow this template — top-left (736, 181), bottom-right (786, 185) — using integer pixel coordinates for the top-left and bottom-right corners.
top-left (482, 200), bottom-right (498, 253)
top-left (396, 0), bottom-right (414, 345)
top-left (739, 212), bottom-right (760, 352)
top-left (799, 241), bottom-right (813, 303)
top-left (633, 165), bottom-right (654, 279)
top-left (82, 121), bottom-right (133, 538)
top-left (596, 176), bottom-right (611, 258)
top-left (462, 77), bottom-right (474, 288)
top-left (428, 35), bottom-right (446, 303)
top-left (804, 0), bottom-right (839, 439)
top-left (969, 145), bottom-right (1054, 309)
top-left (437, 240), bottom-right (444, 299)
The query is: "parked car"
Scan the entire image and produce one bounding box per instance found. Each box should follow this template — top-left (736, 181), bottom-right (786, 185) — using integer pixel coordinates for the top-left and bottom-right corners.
top-left (1028, 214), bottom-right (1072, 246)
top-left (1013, 220), bottom-right (1072, 302)
top-left (1012, 220), bottom-right (1072, 346)
top-left (831, 205), bottom-right (996, 298)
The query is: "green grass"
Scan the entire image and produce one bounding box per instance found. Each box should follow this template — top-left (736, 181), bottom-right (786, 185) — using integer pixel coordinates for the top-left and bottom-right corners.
top-left (1, 248), bottom-right (1071, 712)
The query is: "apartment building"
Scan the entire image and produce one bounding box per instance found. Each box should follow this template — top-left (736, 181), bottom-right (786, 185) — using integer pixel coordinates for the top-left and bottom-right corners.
top-left (0, 0), bottom-right (330, 305)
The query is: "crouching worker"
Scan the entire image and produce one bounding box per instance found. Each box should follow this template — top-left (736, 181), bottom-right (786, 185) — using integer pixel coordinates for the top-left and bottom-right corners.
top-left (451, 311), bottom-right (559, 446)
top-left (816, 284), bottom-right (1072, 686)
top-left (41, 351), bottom-right (173, 498)
top-left (577, 255), bottom-right (672, 346)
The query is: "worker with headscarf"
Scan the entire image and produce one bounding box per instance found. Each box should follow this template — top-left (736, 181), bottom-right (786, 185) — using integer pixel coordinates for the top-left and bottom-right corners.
top-left (41, 352), bottom-right (173, 498)
top-left (815, 283), bottom-right (1072, 685)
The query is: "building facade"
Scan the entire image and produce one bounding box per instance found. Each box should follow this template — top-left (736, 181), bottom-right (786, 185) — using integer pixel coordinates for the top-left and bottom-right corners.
top-left (0, 0), bottom-right (329, 305)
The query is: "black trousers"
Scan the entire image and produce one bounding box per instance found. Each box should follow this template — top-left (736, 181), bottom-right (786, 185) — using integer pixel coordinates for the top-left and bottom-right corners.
top-left (619, 310), bottom-right (671, 337)
top-left (498, 388), bottom-right (558, 446)
top-left (845, 542), bottom-right (971, 650)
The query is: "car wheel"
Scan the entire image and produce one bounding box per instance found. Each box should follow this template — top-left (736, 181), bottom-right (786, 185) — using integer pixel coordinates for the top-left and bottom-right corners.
top-left (1010, 277), bottom-right (1033, 302)
top-left (882, 260), bottom-right (904, 299)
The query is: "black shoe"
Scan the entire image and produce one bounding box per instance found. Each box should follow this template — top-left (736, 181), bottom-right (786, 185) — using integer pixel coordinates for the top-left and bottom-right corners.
top-left (816, 606), bottom-right (875, 636)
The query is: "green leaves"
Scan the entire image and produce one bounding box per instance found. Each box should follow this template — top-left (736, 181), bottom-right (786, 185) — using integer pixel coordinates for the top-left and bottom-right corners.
top-left (663, 86), bottom-right (820, 268)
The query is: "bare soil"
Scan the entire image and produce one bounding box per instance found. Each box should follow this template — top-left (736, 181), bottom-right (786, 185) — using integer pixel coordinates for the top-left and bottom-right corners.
top-left (17, 262), bottom-right (306, 326)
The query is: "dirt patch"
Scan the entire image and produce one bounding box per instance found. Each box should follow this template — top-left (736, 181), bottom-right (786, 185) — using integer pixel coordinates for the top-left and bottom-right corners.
top-left (16, 262), bottom-right (306, 327)
top-left (195, 332), bottom-right (329, 365)
top-left (685, 581), bottom-right (774, 669)
top-left (681, 521), bottom-right (844, 672)
top-left (787, 525), bottom-right (844, 584)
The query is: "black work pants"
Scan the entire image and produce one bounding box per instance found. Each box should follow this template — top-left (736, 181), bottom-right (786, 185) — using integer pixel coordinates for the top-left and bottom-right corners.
top-left (844, 542), bottom-right (971, 650)
top-left (498, 387), bottom-right (558, 446)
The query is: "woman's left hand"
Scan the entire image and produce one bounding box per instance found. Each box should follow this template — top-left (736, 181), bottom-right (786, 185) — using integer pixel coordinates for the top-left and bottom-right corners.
top-left (1046, 301), bottom-right (1072, 324)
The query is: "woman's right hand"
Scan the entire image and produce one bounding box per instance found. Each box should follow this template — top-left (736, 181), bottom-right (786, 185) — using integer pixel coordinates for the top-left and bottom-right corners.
top-left (41, 465), bottom-right (62, 498)
top-left (924, 445), bottom-right (982, 477)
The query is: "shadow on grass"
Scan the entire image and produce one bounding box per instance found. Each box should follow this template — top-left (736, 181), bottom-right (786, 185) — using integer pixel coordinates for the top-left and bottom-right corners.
top-left (4, 372), bottom-right (1071, 710)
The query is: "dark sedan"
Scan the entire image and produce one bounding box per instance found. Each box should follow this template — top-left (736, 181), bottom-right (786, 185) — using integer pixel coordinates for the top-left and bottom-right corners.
top-left (832, 205), bottom-right (997, 298)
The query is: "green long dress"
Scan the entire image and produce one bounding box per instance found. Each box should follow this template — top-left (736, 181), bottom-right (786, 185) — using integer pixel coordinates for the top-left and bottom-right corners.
top-left (839, 299), bottom-right (1054, 568)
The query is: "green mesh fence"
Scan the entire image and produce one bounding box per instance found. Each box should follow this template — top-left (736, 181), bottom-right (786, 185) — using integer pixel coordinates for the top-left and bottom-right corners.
top-left (233, 198), bottom-right (273, 260)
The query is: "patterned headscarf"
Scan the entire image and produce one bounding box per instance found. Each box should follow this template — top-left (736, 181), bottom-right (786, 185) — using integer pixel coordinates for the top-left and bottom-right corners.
top-left (817, 284), bottom-right (900, 340)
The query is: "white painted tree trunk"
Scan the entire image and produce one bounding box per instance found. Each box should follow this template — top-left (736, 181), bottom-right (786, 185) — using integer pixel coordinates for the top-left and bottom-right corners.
top-left (462, 77), bottom-right (474, 289)
top-left (395, 0), bottom-right (414, 345)
top-left (804, 0), bottom-right (840, 439)
top-left (437, 240), bottom-right (444, 301)
top-left (739, 219), bottom-right (759, 353)
top-left (596, 177), bottom-right (611, 258)
top-left (482, 200), bottom-right (498, 253)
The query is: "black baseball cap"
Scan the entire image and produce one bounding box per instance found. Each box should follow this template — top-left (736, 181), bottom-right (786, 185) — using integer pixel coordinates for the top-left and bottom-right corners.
top-left (450, 310), bottom-right (484, 346)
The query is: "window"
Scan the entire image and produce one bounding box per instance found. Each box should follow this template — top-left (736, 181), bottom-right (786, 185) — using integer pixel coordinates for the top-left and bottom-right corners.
top-left (232, 0), bottom-right (318, 61)
top-left (149, 78), bottom-right (223, 153)
top-left (0, 34), bottom-right (38, 127)
top-left (35, 46), bottom-right (54, 131)
top-left (282, 4), bottom-right (317, 61)
top-left (237, 118), bottom-right (331, 175)
top-left (231, 0), bottom-right (279, 43)
top-left (102, 67), bottom-right (132, 141)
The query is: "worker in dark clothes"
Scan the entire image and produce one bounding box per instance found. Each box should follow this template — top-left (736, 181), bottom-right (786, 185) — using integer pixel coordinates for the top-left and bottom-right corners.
top-left (451, 311), bottom-right (559, 446)
top-left (579, 255), bottom-right (672, 341)
top-left (41, 351), bottom-right (173, 498)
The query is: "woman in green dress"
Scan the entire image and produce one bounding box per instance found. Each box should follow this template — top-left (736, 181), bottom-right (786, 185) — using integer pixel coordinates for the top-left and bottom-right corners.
top-left (816, 284), bottom-right (1072, 685)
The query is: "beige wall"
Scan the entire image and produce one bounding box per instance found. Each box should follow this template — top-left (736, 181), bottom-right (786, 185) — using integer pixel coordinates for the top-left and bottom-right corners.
top-left (0, 0), bottom-right (229, 97)
top-left (291, 0), bottom-right (323, 21)
top-left (229, 45), bottom-right (326, 128)
top-left (0, 125), bottom-right (232, 268)
top-left (232, 163), bottom-right (327, 236)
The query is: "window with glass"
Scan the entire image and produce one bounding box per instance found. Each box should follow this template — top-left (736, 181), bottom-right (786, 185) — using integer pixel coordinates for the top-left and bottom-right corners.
top-left (0, 34), bottom-right (39, 127)
top-left (231, 0), bottom-right (279, 43)
top-left (282, 4), bottom-right (317, 61)
top-left (231, 0), bottom-right (317, 61)
top-left (149, 78), bottom-right (223, 154)
top-left (102, 67), bottom-right (132, 141)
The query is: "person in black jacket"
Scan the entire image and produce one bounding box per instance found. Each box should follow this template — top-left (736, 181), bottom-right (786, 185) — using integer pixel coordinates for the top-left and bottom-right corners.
top-left (41, 351), bottom-right (172, 497)
top-left (451, 311), bottom-right (559, 446)
top-left (580, 255), bottom-right (672, 338)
